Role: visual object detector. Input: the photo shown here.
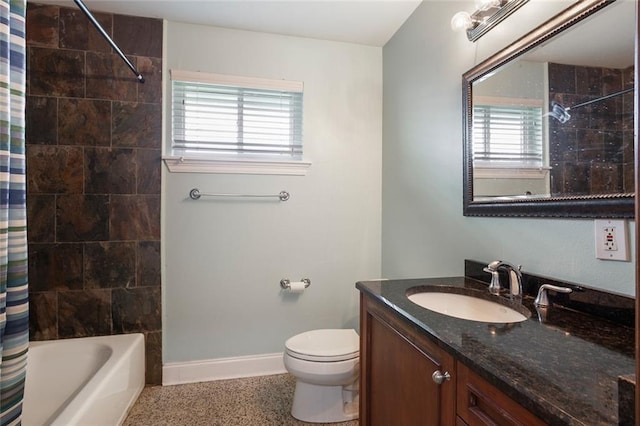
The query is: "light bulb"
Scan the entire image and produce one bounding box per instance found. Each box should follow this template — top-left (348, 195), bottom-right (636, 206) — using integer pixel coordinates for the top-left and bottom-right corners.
top-left (450, 11), bottom-right (473, 31)
top-left (475, 0), bottom-right (501, 11)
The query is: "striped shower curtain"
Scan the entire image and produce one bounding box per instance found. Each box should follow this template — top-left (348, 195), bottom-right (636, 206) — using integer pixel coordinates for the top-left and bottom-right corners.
top-left (0, 0), bottom-right (28, 425)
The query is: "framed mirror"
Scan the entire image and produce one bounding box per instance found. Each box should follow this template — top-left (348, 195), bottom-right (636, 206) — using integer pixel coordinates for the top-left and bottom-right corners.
top-left (463, 0), bottom-right (635, 217)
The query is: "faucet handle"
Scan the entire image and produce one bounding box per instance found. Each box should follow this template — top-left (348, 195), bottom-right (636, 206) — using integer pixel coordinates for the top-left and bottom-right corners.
top-left (534, 284), bottom-right (572, 307)
top-left (483, 267), bottom-right (501, 295)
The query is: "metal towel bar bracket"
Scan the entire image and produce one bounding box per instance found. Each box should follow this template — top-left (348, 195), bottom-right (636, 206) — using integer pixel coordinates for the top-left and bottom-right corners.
top-left (189, 188), bottom-right (290, 201)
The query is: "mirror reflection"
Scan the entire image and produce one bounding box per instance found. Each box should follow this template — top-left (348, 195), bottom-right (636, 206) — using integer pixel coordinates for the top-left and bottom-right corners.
top-left (469, 0), bottom-right (634, 204)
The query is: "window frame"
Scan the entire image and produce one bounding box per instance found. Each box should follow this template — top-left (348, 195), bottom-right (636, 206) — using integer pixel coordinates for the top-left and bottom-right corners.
top-left (164, 70), bottom-right (311, 175)
top-left (471, 96), bottom-right (547, 173)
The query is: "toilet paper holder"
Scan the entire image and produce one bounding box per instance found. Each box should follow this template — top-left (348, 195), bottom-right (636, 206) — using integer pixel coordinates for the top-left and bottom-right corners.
top-left (280, 278), bottom-right (311, 290)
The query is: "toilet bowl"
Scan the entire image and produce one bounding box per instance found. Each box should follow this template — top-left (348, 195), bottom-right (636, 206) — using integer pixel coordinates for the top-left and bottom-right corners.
top-left (283, 329), bottom-right (359, 423)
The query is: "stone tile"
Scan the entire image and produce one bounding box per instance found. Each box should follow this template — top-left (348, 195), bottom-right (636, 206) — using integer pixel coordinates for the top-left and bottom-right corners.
top-left (29, 291), bottom-right (58, 341)
top-left (576, 66), bottom-right (603, 97)
top-left (25, 7), bottom-right (165, 348)
top-left (86, 51), bottom-right (139, 101)
top-left (56, 194), bottom-right (110, 242)
top-left (59, 98), bottom-right (111, 146)
top-left (84, 242), bottom-right (136, 289)
top-left (603, 131), bottom-right (624, 163)
top-left (144, 331), bottom-right (162, 385)
top-left (601, 68), bottom-right (623, 95)
top-left (110, 195), bottom-right (160, 240)
top-left (58, 289), bottom-right (112, 338)
top-left (568, 103), bottom-right (592, 130)
top-left (26, 4), bottom-right (59, 48)
top-left (137, 57), bottom-right (162, 104)
top-left (59, 7), bottom-right (112, 52)
top-left (137, 241), bottom-right (160, 288)
top-left (28, 243), bottom-right (83, 292)
top-left (595, 98), bottom-right (623, 130)
top-left (112, 102), bottom-right (162, 148)
top-left (622, 66), bottom-right (634, 88)
top-left (112, 287), bottom-right (161, 333)
top-left (561, 162), bottom-right (591, 196)
top-left (590, 163), bottom-right (622, 194)
top-left (549, 127), bottom-right (577, 162)
top-left (26, 96), bottom-right (57, 145)
top-left (27, 194), bottom-right (56, 242)
top-left (623, 132), bottom-right (634, 163)
top-left (113, 15), bottom-right (162, 58)
top-left (548, 62), bottom-right (634, 198)
top-left (28, 47), bottom-right (85, 97)
top-left (623, 165), bottom-right (634, 193)
top-left (27, 145), bottom-right (83, 194)
top-left (622, 93), bottom-right (634, 132)
top-left (84, 148), bottom-right (136, 194)
top-left (623, 131), bottom-right (634, 193)
top-left (137, 149), bottom-right (161, 195)
top-left (576, 129), bottom-right (604, 162)
top-left (548, 63), bottom-right (576, 95)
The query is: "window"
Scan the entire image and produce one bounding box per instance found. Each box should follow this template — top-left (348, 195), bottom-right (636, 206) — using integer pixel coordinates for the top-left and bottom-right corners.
top-left (166, 70), bottom-right (309, 175)
top-left (472, 103), bottom-right (543, 168)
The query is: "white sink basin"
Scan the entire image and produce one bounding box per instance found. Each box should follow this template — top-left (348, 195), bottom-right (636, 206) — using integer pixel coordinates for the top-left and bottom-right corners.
top-left (407, 291), bottom-right (528, 323)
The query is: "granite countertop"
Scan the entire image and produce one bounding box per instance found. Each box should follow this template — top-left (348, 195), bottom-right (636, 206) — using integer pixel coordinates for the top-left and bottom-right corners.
top-left (356, 273), bottom-right (635, 425)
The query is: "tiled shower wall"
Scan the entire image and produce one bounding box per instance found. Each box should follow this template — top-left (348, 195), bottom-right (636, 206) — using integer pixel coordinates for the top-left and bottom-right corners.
top-left (548, 63), bottom-right (634, 197)
top-left (25, 3), bottom-right (163, 384)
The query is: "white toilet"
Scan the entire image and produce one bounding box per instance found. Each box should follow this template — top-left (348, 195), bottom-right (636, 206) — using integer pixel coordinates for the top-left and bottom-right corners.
top-left (283, 329), bottom-right (359, 423)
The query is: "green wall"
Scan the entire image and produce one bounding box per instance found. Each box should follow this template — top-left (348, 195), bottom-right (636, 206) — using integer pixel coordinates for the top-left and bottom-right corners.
top-left (382, 1), bottom-right (635, 296)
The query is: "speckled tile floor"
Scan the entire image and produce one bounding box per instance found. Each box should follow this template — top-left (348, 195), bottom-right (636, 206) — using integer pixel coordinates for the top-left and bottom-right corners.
top-left (124, 373), bottom-right (359, 426)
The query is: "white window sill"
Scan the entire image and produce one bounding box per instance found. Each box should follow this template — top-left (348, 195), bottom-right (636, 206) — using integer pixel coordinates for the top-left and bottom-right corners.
top-left (163, 156), bottom-right (311, 175)
top-left (474, 166), bottom-right (550, 180)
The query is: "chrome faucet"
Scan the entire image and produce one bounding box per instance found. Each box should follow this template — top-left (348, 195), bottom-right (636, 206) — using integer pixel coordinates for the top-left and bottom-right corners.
top-left (483, 260), bottom-right (523, 302)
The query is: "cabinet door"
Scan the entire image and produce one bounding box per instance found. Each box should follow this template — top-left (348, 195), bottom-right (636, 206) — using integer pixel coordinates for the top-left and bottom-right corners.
top-left (360, 294), bottom-right (455, 425)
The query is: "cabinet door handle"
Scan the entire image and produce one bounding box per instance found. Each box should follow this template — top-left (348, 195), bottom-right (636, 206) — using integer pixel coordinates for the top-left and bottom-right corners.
top-left (431, 370), bottom-right (451, 385)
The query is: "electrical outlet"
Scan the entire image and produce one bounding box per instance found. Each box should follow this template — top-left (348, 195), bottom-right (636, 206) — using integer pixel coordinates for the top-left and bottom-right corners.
top-left (594, 219), bottom-right (629, 261)
top-left (603, 227), bottom-right (617, 251)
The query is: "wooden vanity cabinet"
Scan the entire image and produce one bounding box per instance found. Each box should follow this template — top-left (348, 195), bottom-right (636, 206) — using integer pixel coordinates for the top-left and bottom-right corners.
top-left (360, 294), bottom-right (546, 426)
top-left (360, 294), bottom-right (456, 425)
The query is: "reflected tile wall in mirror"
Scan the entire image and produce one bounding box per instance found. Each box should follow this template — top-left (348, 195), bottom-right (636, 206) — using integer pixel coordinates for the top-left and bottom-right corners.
top-left (548, 63), bottom-right (633, 197)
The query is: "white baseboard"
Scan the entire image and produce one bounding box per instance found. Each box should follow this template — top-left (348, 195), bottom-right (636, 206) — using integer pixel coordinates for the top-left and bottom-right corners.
top-left (162, 352), bottom-right (287, 386)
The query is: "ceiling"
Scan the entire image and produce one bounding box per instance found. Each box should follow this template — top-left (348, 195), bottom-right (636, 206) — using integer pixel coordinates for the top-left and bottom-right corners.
top-left (526, 0), bottom-right (634, 69)
top-left (32, 0), bottom-right (423, 47)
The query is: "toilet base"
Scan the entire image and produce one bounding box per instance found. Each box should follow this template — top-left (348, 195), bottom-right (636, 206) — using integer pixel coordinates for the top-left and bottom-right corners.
top-left (291, 381), bottom-right (359, 423)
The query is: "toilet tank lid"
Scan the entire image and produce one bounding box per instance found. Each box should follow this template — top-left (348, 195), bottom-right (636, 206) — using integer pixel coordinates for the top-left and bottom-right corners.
top-left (285, 329), bottom-right (359, 358)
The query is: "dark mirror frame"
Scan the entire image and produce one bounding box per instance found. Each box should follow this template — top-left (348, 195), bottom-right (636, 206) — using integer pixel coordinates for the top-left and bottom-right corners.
top-left (462, 0), bottom-right (635, 218)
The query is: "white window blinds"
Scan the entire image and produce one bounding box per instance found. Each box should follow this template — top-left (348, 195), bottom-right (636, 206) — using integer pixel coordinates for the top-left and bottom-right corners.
top-left (473, 104), bottom-right (543, 167)
top-left (171, 70), bottom-right (303, 160)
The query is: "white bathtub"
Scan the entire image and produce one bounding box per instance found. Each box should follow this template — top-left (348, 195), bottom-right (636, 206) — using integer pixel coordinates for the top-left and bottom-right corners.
top-left (22, 333), bottom-right (145, 426)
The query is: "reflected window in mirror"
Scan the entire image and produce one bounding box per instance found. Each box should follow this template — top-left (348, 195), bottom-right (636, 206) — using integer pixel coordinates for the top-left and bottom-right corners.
top-left (472, 62), bottom-right (547, 198)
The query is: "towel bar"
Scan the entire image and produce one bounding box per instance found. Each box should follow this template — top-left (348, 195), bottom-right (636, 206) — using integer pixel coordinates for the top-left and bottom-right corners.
top-left (189, 188), bottom-right (290, 201)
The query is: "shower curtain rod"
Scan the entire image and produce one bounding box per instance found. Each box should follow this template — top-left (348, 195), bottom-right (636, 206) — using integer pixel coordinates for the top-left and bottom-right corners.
top-left (73, 0), bottom-right (145, 83)
top-left (565, 87), bottom-right (634, 111)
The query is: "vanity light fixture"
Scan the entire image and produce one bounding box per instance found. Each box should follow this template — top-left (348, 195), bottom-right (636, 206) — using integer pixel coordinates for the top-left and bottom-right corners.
top-left (451, 0), bottom-right (529, 42)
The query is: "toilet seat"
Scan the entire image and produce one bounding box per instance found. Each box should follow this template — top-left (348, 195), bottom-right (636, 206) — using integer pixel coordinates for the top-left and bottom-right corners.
top-left (285, 329), bottom-right (359, 362)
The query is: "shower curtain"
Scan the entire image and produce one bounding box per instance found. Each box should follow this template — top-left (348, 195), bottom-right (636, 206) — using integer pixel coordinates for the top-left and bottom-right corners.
top-left (0, 0), bottom-right (28, 425)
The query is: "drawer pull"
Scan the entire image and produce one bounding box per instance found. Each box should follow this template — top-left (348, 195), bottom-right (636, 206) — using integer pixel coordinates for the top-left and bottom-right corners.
top-left (432, 370), bottom-right (451, 384)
